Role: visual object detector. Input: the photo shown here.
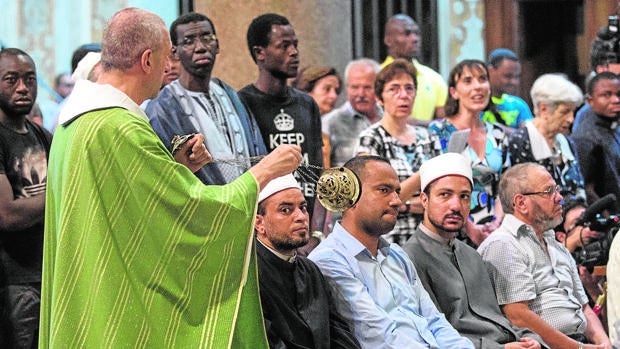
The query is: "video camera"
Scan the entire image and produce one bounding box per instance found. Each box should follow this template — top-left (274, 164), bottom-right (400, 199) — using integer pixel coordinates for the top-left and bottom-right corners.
top-left (594, 15), bottom-right (620, 64)
top-left (572, 194), bottom-right (620, 271)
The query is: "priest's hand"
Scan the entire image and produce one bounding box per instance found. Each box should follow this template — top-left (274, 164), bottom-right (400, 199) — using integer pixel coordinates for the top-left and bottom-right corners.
top-left (173, 133), bottom-right (212, 173)
top-left (250, 144), bottom-right (302, 189)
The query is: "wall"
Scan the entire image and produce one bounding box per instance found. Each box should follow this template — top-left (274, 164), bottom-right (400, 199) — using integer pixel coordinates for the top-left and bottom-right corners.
top-left (439, 0), bottom-right (486, 80)
top-left (196, 0), bottom-right (353, 90)
top-left (0, 0), bottom-right (179, 104)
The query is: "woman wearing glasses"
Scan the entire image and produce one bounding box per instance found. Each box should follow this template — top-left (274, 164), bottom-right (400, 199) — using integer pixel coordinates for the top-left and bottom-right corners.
top-left (428, 59), bottom-right (510, 248)
top-left (355, 59), bottom-right (441, 245)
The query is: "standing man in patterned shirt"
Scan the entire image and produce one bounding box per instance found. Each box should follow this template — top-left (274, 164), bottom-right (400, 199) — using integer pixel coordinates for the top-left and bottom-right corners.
top-left (478, 163), bottom-right (611, 349)
top-left (146, 12), bottom-right (266, 185)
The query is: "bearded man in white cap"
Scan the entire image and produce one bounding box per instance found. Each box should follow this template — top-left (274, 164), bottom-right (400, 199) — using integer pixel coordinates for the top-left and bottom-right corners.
top-left (402, 153), bottom-right (544, 349)
top-left (255, 174), bottom-right (360, 349)
top-left (309, 155), bottom-right (474, 348)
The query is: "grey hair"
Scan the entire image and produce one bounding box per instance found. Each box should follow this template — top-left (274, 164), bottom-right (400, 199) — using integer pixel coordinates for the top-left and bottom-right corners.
top-left (344, 58), bottom-right (381, 85)
top-left (530, 73), bottom-right (583, 115)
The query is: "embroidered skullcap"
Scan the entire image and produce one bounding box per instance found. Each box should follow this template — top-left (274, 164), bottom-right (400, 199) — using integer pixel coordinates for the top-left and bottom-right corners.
top-left (420, 153), bottom-right (473, 192)
top-left (258, 174), bottom-right (301, 203)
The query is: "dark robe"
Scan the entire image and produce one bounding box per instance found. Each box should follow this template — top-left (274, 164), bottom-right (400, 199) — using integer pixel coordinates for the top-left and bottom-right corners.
top-left (256, 240), bottom-right (360, 349)
top-left (403, 228), bottom-right (547, 349)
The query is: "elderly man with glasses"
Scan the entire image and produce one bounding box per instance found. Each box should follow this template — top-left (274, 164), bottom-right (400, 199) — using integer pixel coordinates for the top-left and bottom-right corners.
top-left (478, 163), bottom-right (612, 349)
top-left (145, 12), bottom-right (267, 185)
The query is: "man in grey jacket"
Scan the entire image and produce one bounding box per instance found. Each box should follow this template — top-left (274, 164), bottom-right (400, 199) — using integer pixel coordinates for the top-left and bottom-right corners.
top-left (402, 153), bottom-right (544, 349)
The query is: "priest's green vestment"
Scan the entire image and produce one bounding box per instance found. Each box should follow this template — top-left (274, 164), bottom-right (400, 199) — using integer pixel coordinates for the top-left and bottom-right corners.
top-left (40, 80), bottom-right (268, 348)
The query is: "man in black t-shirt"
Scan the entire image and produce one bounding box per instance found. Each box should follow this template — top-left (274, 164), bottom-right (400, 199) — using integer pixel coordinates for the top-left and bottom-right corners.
top-left (239, 13), bottom-right (326, 238)
top-left (0, 48), bottom-right (52, 348)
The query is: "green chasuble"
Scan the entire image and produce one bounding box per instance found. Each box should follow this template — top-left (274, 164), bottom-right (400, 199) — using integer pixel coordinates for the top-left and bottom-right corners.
top-left (40, 81), bottom-right (268, 348)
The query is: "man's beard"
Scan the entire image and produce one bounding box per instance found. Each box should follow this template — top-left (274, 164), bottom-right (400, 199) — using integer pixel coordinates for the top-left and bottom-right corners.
top-left (428, 213), bottom-right (464, 234)
top-left (532, 202), bottom-right (563, 231)
top-left (268, 235), bottom-right (309, 251)
top-left (541, 215), bottom-right (563, 232)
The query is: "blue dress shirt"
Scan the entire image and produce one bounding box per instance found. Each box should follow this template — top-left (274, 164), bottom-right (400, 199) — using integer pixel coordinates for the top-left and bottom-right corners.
top-left (308, 222), bottom-right (474, 348)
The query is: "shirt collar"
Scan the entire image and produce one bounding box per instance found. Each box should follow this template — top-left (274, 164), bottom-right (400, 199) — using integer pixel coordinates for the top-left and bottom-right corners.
top-left (502, 214), bottom-right (532, 237)
top-left (344, 101), bottom-right (381, 120)
top-left (331, 221), bottom-right (392, 258)
top-left (257, 238), bottom-right (297, 263)
top-left (594, 112), bottom-right (620, 130)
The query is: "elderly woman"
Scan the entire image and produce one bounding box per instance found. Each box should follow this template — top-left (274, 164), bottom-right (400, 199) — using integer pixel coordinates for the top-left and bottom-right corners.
top-left (508, 73), bottom-right (584, 198)
top-left (507, 74), bottom-right (598, 247)
top-left (428, 59), bottom-right (509, 247)
top-left (355, 58), bottom-right (441, 245)
top-left (294, 66), bottom-right (342, 167)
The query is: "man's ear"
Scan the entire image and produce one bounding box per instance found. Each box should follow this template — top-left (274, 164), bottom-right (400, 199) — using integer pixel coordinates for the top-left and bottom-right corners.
top-left (255, 214), bottom-right (265, 236)
top-left (253, 46), bottom-right (264, 61)
top-left (513, 194), bottom-right (528, 216)
top-left (420, 191), bottom-right (429, 210)
top-left (384, 35), bottom-right (392, 48)
top-left (141, 49), bottom-right (153, 73)
top-left (171, 46), bottom-right (179, 59)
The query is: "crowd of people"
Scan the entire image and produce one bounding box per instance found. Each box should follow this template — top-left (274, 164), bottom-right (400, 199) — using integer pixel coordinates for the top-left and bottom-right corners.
top-left (1, 7), bottom-right (619, 349)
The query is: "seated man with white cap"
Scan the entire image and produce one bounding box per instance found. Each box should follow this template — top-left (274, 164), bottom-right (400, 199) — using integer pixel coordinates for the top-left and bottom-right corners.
top-left (255, 174), bottom-right (360, 349)
top-left (309, 155), bottom-right (474, 348)
top-left (402, 153), bottom-right (544, 349)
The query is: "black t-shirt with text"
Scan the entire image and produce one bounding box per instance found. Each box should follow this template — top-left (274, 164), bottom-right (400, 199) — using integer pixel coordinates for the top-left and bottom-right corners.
top-left (238, 85), bottom-right (323, 218)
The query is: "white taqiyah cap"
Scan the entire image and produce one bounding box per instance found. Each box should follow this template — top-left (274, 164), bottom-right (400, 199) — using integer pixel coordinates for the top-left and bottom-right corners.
top-left (258, 174), bottom-right (301, 203)
top-left (420, 153), bottom-right (473, 192)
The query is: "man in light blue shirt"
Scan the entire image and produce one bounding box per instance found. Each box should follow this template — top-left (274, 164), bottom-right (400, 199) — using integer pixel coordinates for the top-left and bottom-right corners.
top-left (308, 155), bottom-right (473, 348)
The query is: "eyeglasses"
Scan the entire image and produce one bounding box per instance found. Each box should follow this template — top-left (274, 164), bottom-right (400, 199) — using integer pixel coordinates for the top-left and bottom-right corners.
top-left (384, 84), bottom-right (416, 97)
top-left (179, 34), bottom-right (217, 49)
top-left (522, 184), bottom-right (561, 198)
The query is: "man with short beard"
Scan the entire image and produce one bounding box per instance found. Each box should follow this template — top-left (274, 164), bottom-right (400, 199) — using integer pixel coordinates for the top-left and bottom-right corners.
top-left (254, 174), bottom-right (359, 349)
top-left (309, 155), bottom-right (473, 348)
top-left (403, 153), bottom-right (544, 349)
top-left (478, 163), bottom-right (611, 349)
